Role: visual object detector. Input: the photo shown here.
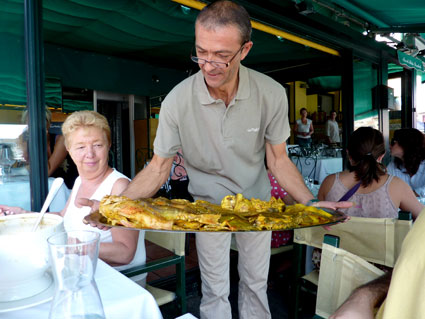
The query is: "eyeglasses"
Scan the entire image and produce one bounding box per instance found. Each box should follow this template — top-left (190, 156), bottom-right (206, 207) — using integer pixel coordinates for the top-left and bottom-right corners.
top-left (390, 138), bottom-right (397, 146)
top-left (190, 43), bottom-right (246, 69)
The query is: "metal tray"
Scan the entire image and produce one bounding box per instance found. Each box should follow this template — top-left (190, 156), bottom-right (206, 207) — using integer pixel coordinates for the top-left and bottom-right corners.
top-left (83, 209), bottom-right (347, 233)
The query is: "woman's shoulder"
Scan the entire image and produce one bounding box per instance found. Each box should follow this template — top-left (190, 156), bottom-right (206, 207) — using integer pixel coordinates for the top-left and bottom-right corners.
top-left (388, 175), bottom-right (411, 192)
top-left (109, 169), bottom-right (130, 195)
top-left (318, 173), bottom-right (337, 199)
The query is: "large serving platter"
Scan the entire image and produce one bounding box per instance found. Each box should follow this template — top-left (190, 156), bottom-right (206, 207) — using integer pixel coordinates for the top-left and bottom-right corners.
top-left (84, 209), bottom-right (347, 233)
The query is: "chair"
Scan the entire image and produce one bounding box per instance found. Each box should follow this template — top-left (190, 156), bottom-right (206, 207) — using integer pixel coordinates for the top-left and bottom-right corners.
top-left (315, 234), bottom-right (385, 318)
top-left (120, 231), bottom-right (187, 315)
top-left (291, 211), bottom-right (413, 319)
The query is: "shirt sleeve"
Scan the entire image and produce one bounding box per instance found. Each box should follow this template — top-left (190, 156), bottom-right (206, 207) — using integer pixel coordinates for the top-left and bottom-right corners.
top-left (265, 88), bottom-right (290, 145)
top-left (153, 95), bottom-right (182, 158)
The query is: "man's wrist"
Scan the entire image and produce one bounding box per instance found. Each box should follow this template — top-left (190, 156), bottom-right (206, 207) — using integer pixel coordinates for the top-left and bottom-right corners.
top-left (306, 199), bottom-right (319, 206)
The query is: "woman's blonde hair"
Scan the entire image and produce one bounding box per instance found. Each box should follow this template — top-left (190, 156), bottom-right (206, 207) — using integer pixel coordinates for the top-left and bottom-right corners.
top-left (62, 111), bottom-right (111, 148)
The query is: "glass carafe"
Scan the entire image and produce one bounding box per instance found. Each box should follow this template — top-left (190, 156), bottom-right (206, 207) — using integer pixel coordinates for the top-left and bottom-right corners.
top-left (47, 230), bottom-right (105, 319)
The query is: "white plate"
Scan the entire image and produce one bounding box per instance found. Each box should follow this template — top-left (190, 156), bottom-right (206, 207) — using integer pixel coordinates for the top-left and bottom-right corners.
top-left (0, 280), bottom-right (55, 313)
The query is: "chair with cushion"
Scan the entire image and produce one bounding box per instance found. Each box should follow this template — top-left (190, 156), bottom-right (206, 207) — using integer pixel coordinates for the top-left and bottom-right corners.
top-left (120, 231), bottom-right (187, 315)
top-left (315, 234), bottom-right (385, 318)
top-left (291, 211), bottom-right (413, 319)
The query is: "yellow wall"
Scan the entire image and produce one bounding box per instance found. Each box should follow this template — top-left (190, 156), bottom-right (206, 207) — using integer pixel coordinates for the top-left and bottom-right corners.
top-left (306, 94), bottom-right (318, 115)
top-left (294, 81), bottom-right (307, 119)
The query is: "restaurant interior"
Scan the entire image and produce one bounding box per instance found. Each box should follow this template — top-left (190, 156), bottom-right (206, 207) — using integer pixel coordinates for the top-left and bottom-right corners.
top-left (1, 0), bottom-right (425, 318)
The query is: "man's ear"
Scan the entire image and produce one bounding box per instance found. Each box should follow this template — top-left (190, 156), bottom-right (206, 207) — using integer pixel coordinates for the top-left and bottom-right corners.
top-left (240, 41), bottom-right (253, 61)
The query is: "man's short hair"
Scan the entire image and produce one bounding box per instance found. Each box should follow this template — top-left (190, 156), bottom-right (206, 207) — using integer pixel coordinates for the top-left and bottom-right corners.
top-left (196, 0), bottom-right (252, 44)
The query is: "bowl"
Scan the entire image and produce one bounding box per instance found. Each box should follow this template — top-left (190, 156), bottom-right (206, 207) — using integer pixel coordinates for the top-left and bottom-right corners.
top-left (0, 213), bottom-right (64, 302)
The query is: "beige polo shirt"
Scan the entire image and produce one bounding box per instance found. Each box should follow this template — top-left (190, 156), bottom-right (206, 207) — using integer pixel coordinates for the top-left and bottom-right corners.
top-left (154, 65), bottom-right (290, 204)
top-left (375, 206), bottom-right (425, 318)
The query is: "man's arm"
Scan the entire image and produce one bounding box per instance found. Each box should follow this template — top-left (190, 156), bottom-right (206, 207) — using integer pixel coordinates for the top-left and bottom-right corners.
top-left (121, 154), bottom-right (174, 200)
top-left (266, 142), bottom-right (313, 205)
top-left (330, 272), bottom-right (392, 319)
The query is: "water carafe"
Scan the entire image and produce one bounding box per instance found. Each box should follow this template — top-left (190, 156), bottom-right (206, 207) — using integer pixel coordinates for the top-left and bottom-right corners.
top-left (47, 230), bottom-right (105, 319)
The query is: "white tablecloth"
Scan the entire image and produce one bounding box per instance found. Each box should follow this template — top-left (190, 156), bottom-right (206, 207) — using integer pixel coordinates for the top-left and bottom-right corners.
top-left (0, 259), bottom-right (163, 319)
top-left (0, 174), bottom-right (70, 212)
top-left (291, 156), bottom-right (343, 184)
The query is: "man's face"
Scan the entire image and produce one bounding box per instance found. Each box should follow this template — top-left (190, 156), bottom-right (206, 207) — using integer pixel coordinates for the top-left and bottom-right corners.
top-left (331, 112), bottom-right (337, 120)
top-left (194, 22), bottom-right (252, 90)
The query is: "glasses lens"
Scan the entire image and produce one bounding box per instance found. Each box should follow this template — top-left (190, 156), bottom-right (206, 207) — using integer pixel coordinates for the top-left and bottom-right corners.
top-left (191, 56), bottom-right (203, 64)
top-left (391, 138), bottom-right (396, 146)
top-left (211, 61), bottom-right (227, 69)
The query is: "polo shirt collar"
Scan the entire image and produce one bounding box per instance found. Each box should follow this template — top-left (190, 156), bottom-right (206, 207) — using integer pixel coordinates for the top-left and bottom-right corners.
top-left (196, 64), bottom-right (251, 105)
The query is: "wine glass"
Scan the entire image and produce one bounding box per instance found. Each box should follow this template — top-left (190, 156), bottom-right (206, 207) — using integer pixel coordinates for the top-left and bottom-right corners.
top-left (0, 145), bottom-right (16, 182)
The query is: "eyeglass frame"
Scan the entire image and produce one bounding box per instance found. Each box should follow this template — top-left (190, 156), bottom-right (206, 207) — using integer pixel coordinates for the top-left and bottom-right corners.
top-left (390, 138), bottom-right (397, 146)
top-left (190, 42), bottom-right (247, 69)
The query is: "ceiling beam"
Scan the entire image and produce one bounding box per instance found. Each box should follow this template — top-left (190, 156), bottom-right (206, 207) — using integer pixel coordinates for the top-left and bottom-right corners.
top-left (326, 0), bottom-right (389, 28)
top-left (371, 25), bottom-right (425, 33)
top-left (172, 0), bottom-right (340, 56)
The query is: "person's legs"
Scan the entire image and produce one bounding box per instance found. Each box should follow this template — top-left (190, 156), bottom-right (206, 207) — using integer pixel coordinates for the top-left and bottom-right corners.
top-left (235, 232), bottom-right (272, 319)
top-left (196, 233), bottom-right (232, 319)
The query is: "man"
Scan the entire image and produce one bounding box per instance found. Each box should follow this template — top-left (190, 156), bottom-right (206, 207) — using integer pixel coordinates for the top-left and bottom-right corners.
top-left (83, 2), bottom-right (350, 318)
top-left (330, 207), bottom-right (425, 319)
top-left (326, 110), bottom-right (341, 145)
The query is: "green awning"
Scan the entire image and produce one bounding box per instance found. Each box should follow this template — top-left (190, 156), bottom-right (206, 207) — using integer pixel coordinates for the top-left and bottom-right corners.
top-left (62, 99), bottom-right (93, 113)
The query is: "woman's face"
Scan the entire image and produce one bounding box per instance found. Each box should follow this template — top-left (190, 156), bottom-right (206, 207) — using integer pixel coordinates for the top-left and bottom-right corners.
top-left (67, 127), bottom-right (110, 178)
top-left (300, 110), bottom-right (307, 118)
top-left (390, 139), bottom-right (404, 159)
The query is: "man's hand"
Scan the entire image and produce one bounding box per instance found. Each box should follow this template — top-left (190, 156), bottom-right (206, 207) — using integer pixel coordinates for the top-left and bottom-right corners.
top-left (312, 200), bottom-right (353, 211)
top-left (77, 198), bottom-right (110, 230)
top-left (76, 198), bottom-right (100, 211)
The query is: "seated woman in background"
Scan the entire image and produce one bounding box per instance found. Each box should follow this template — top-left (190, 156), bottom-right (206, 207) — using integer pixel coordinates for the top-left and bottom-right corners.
top-left (318, 127), bottom-right (423, 219)
top-left (387, 128), bottom-right (425, 197)
top-left (1, 111), bottom-right (146, 278)
top-left (294, 107), bottom-right (314, 147)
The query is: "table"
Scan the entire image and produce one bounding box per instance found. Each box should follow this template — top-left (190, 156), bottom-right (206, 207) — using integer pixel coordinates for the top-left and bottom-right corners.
top-left (0, 169), bottom-right (70, 212)
top-left (0, 259), bottom-right (163, 319)
top-left (291, 156), bottom-right (343, 184)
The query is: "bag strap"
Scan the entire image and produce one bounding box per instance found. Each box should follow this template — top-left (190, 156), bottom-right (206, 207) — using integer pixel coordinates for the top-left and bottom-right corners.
top-left (338, 182), bottom-right (361, 202)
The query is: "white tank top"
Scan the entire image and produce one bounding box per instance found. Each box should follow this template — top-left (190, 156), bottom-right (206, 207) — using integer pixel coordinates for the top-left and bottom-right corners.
top-left (64, 169), bottom-right (146, 272)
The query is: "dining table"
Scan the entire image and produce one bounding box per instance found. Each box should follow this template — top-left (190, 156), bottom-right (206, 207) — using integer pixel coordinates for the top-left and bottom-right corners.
top-left (291, 156), bottom-right (343, 184)
top-left (0, 167), bottom-right (70, 212)
top-left (0, 259), bottom-right (163, 319)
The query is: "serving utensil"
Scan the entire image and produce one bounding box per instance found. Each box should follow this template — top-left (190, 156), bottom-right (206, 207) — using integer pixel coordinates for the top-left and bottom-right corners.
top-left (32, 178), bottom-right (64, 232)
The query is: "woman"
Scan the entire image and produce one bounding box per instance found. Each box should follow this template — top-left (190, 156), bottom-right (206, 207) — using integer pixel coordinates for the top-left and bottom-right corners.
top-left (294, 108), bottom-right (314, 147)
top-left (387, 128), bottom-right (425, 197)
top-left (318, 127), bottom-right (423, 218)
top-left (1, 111), bottom-right (145, 275)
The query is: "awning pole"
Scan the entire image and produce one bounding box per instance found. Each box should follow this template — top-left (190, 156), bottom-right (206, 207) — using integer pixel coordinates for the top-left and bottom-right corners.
top-left (172, 0), bottom-right (340, 57)
top-left (24, 0), bottom-right (48, 211)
